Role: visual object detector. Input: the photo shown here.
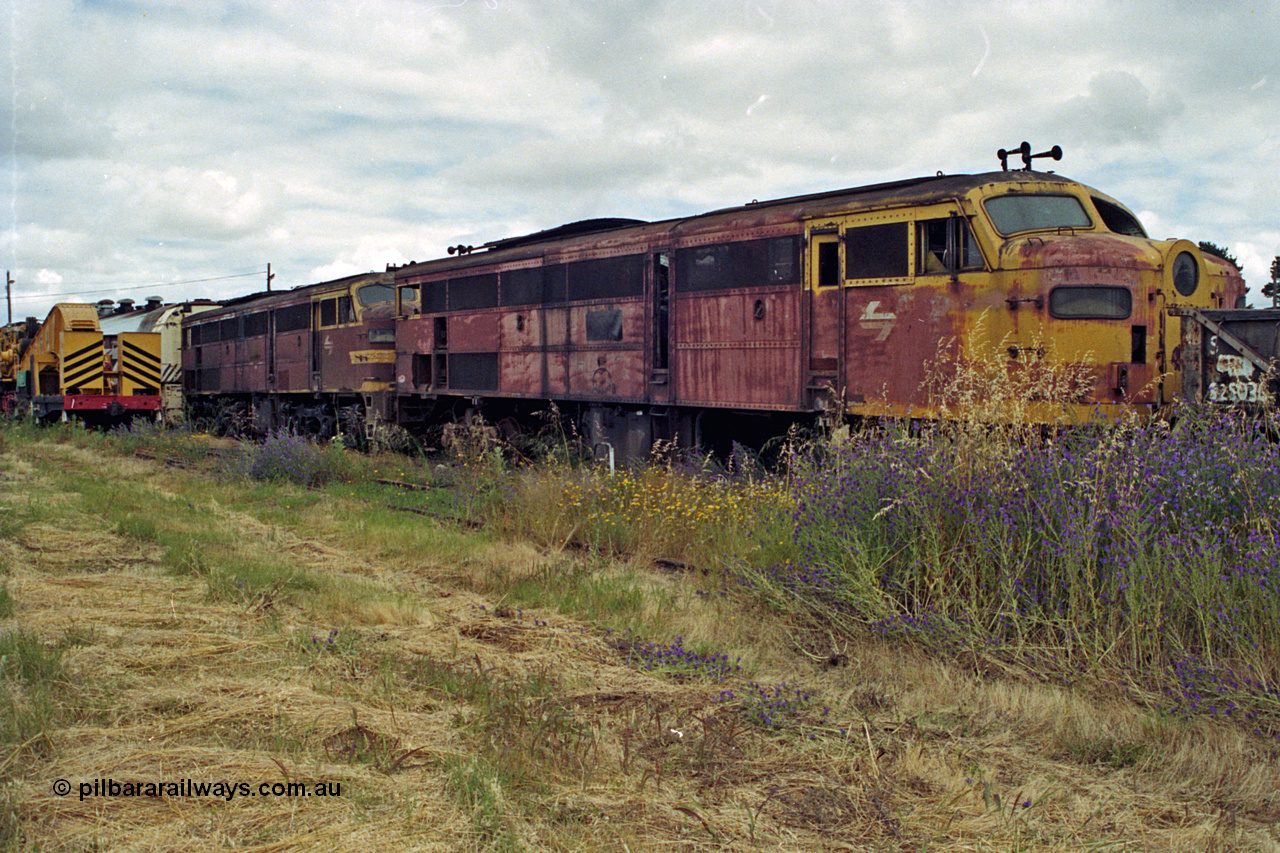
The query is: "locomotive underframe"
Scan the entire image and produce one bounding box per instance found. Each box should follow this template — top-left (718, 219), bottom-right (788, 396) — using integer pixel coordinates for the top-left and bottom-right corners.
top-left (186, 390), bottom-right (385, 444)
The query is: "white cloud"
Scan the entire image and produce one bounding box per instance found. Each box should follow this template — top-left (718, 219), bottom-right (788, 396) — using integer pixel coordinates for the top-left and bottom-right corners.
top-left (310, 236), bottom-right (411, 284)
top-left (3, 0), bottom-right (1278, 316)
top-left (129, 167), bottom-right (273, 239)
top-left (1056, 71), bottom-right (1185, 145)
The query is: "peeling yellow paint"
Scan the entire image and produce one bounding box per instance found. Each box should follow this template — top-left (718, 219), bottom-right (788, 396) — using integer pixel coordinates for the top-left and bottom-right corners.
top-left (349, 350), bottom-right (397, 364)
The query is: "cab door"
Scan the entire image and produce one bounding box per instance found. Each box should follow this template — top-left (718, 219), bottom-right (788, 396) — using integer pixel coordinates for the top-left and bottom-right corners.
top-left (806, 228), bottom-right (843, 410)
top-left (648, 252), bottom-right (672, 404)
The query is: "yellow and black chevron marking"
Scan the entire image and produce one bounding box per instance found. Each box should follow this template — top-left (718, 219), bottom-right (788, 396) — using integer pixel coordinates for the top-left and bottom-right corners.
top-left (61, 338), bottom-right (104, 394)
top-left (120, 334), bottom-right (162, 395)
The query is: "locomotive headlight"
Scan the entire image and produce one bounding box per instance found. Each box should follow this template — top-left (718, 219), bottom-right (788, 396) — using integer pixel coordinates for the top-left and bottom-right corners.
top-left (1171, 250), bottom-right (1199, 297)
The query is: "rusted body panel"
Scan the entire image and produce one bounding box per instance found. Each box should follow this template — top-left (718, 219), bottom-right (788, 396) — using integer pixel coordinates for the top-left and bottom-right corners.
top-left (836, 283), bottom-right (964, 415)
top-left (183, 271), bottom-right (396, 433)
top-left (179, 168), bottom-right (1250, 452)
top-left (273, 324), bottom-right (310, 393)
top-left (449, 312), bottom-right (502, 353)
top-left (674, 287), bottom-right (802, 409)
top-left (500, 350), bottom-right (569, 398)
top-left (1173, 307), bottom-right (1280, 406)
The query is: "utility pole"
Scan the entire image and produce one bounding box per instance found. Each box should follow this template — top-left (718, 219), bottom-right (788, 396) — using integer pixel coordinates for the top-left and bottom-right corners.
top-left (267, 263), bottom-right (274, 293)
top-left (5, 271), bottom-right (11, 326)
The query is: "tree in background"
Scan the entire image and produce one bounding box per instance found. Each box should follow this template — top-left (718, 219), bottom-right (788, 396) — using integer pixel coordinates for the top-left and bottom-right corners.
top-left (1264, 255), bottom-right (1280, 308)
top-left (1198, 241), bottom-right (1240, 270)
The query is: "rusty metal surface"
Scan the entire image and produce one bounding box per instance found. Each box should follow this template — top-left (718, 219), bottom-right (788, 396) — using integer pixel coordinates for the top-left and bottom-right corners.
top-left (273, 329), bottom-right (310, 393)
top-left (1173, 307), bottom-right (1280, 406)
top-left (674, 288), bottom-right (802, 409)
top-left (179, 168), bottom-right (1257, 440)
top-left (184, 272), bottom-right (397, 399)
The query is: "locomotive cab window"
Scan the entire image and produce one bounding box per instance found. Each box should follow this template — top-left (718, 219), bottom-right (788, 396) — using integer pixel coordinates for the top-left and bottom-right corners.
top-left (985, 194), bottom-right (1092, 235)
top-left (1048, 286), bottom-right (1132, 320)
top-left (844, 222), bottom-right (909, 281)
top-left (318, 296), bottom-right (355, 327)
top-left (356, 283), bottom-right (396, 306)
top-left (918, 216), bottom-right (983, 274)
top-left (1091, 197), bottom-right (1147, 238)
top-left (397, 285), bottom-right (419, 314)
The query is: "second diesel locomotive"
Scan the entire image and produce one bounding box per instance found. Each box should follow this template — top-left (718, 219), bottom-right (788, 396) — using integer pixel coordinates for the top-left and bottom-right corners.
top-left (181, 160), bottom-right (1247, 455)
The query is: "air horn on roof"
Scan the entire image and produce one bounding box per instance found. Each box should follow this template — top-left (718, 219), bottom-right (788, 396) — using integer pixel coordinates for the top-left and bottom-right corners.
top-left (997, 141), bottom-right (1062, 171)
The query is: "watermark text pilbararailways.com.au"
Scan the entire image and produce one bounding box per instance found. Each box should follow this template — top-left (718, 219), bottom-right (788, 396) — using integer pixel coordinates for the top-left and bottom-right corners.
top-left (52, 778), bottom-right (342, 802)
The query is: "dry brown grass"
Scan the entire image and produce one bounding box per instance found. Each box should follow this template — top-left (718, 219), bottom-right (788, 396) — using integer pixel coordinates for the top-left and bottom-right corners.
top-left (1, 438), bottom-right (1278, 851)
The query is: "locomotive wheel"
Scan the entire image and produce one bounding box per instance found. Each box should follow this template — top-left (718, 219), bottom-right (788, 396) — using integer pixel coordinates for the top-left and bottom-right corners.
top-left (338, 404), bottom-right (367, 450)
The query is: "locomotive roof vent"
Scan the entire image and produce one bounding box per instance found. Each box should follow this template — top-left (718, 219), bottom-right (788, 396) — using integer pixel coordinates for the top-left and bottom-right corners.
top-left (115, 298), bottom-right (135, 314)
top-left (997, 141), bottom-right (1062, 171)
top-left (145, 296), bottom-right (163, 311)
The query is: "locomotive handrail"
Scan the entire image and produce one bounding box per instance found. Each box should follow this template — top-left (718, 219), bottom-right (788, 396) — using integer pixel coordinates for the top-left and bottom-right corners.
top-left (1167, 305), bottom-right (1276, 374)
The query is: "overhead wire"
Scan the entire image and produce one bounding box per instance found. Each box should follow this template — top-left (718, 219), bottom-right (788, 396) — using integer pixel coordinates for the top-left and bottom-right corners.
top-left (7, 270), bottom-right (267, 302)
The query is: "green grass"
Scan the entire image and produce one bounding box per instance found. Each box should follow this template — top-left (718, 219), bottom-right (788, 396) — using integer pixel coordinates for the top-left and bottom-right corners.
top-left (443, 755), bottom-right (526, 852)
top-left (161, 532), bottom-right (320, 604)
top-left (102, 420), bottom-right (212, 463)
top-left (115, 513), bottom-right (162, 543)
top-left (0, 629), bottom-right (64, 686)
top-left (0, 628), bottom-right (74, 847)
top-left (16, 440), bottom-right (326, 607)
top-left (502, 559), bottom-right (653, 628)
top-left (1058, 733), bottom-right (1147, 769)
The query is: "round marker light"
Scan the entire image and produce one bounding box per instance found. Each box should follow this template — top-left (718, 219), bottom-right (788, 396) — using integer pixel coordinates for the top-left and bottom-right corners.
top-left (1172, 251), bottom-right (1199, 297)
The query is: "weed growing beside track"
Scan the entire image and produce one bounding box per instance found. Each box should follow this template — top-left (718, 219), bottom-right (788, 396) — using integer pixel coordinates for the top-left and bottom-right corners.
top-left (47, 409), bottom-right (1280, 738)
top-left (3, 412), bottom-right (1280, 850)
top-left (743, 407), bottom-right (1280, 735)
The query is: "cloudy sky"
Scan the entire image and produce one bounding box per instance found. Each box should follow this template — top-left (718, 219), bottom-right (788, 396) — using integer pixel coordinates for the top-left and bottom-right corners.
top-left (4, 0), bottom-right (1278, 321)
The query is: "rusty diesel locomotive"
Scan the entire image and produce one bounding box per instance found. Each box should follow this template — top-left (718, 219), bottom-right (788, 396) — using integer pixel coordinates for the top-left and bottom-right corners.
top-left (181, 164), bottom-right (1248, 455)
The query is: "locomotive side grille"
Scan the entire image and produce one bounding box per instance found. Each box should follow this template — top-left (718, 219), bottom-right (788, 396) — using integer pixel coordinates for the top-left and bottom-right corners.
top-left (448, 352), bottom-right (499, 391)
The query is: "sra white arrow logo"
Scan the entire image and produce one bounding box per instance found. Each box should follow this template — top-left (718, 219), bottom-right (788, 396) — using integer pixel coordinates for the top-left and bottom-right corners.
top-left (857, 301), bottom-right (896, 341)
